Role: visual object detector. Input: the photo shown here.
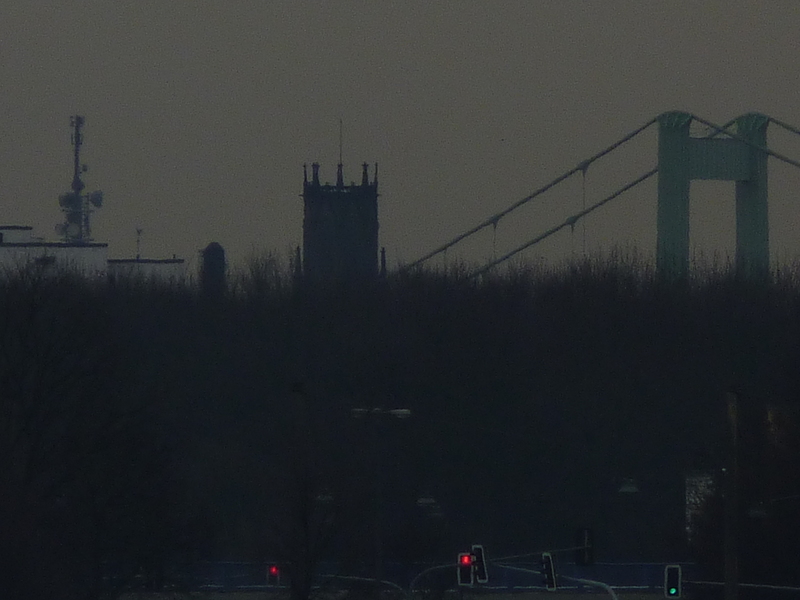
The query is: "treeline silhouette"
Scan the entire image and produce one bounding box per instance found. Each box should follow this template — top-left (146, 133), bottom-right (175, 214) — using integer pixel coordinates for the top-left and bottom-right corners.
top-left (1, 253), bottom-right (798, 599)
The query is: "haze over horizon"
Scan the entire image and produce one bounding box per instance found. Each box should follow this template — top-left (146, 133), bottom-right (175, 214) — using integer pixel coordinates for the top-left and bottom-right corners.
top-left (2, 1), bottom-right (800, 272)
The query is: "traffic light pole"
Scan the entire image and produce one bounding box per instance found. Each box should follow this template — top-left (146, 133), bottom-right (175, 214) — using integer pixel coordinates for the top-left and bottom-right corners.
top-left (372, 416), bottom-right (384, 590)
top-left (351, 407), bottom-right (412, 598)
top-left (724, 392), bottom-right (739, 600)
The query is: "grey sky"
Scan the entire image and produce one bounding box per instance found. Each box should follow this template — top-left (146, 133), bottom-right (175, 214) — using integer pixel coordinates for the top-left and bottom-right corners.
top-left (2, 1), bottom-right (800, 271)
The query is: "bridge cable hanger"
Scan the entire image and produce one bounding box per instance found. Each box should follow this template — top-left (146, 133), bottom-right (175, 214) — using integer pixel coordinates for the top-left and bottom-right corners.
top-left (469, 168), bottom-right (658, 278)
top-left (404, 117), bottom-right (659, 270)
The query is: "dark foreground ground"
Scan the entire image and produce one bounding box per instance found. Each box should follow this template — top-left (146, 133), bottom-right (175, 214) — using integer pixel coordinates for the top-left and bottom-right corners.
top-left (117, 593), bottom-right (660, 600)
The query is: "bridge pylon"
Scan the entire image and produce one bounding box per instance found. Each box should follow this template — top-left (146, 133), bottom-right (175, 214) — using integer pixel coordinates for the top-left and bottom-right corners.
top-left (657, 111), bottom-right (770, 279)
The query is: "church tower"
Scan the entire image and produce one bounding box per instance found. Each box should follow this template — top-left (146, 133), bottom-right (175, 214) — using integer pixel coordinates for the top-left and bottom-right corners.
top-left (301, 162), bottom-right (379, 284)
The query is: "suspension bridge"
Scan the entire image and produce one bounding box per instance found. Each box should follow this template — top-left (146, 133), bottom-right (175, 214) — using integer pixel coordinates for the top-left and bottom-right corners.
top-left (406, 111), bottom-right (800, 280)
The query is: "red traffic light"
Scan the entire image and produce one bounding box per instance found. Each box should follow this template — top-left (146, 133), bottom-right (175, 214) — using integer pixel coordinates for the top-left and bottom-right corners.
top-left (457, 552), bottom-right (474, 586)
top-left (267, 564), bottom-right (280, 586)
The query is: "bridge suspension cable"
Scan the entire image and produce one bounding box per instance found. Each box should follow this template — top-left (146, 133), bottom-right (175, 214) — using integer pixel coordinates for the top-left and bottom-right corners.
top-left (691, 115), bottom-right (800, 172)
top-left (697, 115), bottom-right (800, 143)
top-left (408, 112), bottom-right (800, 276)
top-left (768, 116), bottom-right (800, 139)
top-left (403, 116), bottom-right (659, 270)
top-left (468, 113), bottom-right (800, 277)
top-left (469, 167), bottom-right (658, 278)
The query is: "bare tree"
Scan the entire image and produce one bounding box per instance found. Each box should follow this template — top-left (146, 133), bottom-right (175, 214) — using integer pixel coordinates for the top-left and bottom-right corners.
top-left (269, 383), bottom-right (339, 600)
top-left (0, 270), bottom-right (176, 599)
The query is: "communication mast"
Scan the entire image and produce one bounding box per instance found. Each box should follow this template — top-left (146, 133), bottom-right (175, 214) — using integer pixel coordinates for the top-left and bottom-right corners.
top-left (56, 115), bottom-right (103, 243)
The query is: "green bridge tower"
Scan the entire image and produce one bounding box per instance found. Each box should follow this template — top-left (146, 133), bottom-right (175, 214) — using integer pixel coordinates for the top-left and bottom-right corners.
top-left (657, 111), bottom-right (770, 279)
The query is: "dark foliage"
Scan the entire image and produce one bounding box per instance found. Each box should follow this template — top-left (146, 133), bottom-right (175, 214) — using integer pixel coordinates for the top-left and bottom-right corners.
top-left (0, 271), bottom-right (187, 599)
top-left (1, 254), bottom-right (799, 597)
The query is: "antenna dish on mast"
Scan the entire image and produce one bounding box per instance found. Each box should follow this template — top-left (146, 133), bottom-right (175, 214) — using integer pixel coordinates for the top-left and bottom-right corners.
top-left (88, 190), bottom-right (103, 207)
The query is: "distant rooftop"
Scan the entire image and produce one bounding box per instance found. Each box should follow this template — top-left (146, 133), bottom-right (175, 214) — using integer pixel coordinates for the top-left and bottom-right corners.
top-left (0, 241), bottom-right (108, 248)
top-left (108, 258), bottom-right (184, 264)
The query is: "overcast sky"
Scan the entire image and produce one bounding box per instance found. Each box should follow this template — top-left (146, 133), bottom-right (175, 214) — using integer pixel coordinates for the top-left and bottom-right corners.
top-left (2, 1), bottom-right (800, 272)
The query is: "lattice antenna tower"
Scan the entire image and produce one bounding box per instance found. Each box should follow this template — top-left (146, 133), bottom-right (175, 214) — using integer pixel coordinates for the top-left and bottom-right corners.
top-left (57, 115), bottom-right (103, 243)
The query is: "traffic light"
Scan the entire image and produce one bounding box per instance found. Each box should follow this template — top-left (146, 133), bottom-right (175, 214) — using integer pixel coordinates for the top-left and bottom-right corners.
top-left (267, 564), bottom-right (280, 586)
top-left (664, 565), bottom-right (682, 598)
top-left (541, 552), bottom-right (557, 591)
top-left (457, 552), bottom-right (474, 586)
top-left (472, 544), bottom-right (488, 584)
top-left (575, 527), bottom-right (594, 565)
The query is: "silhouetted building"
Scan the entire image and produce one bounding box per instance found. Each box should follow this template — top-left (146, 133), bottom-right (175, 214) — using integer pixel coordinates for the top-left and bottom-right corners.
top-left (200, 242), bottom-right (226, 298)
top-left (0, 225), bottom-right (108, 275)
top-left (301, 162), bottom-right (378, 284)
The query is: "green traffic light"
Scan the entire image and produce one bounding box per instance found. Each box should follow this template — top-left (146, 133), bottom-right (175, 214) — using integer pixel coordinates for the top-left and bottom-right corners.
top-left (664, 564), bottom-right (681, 598)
